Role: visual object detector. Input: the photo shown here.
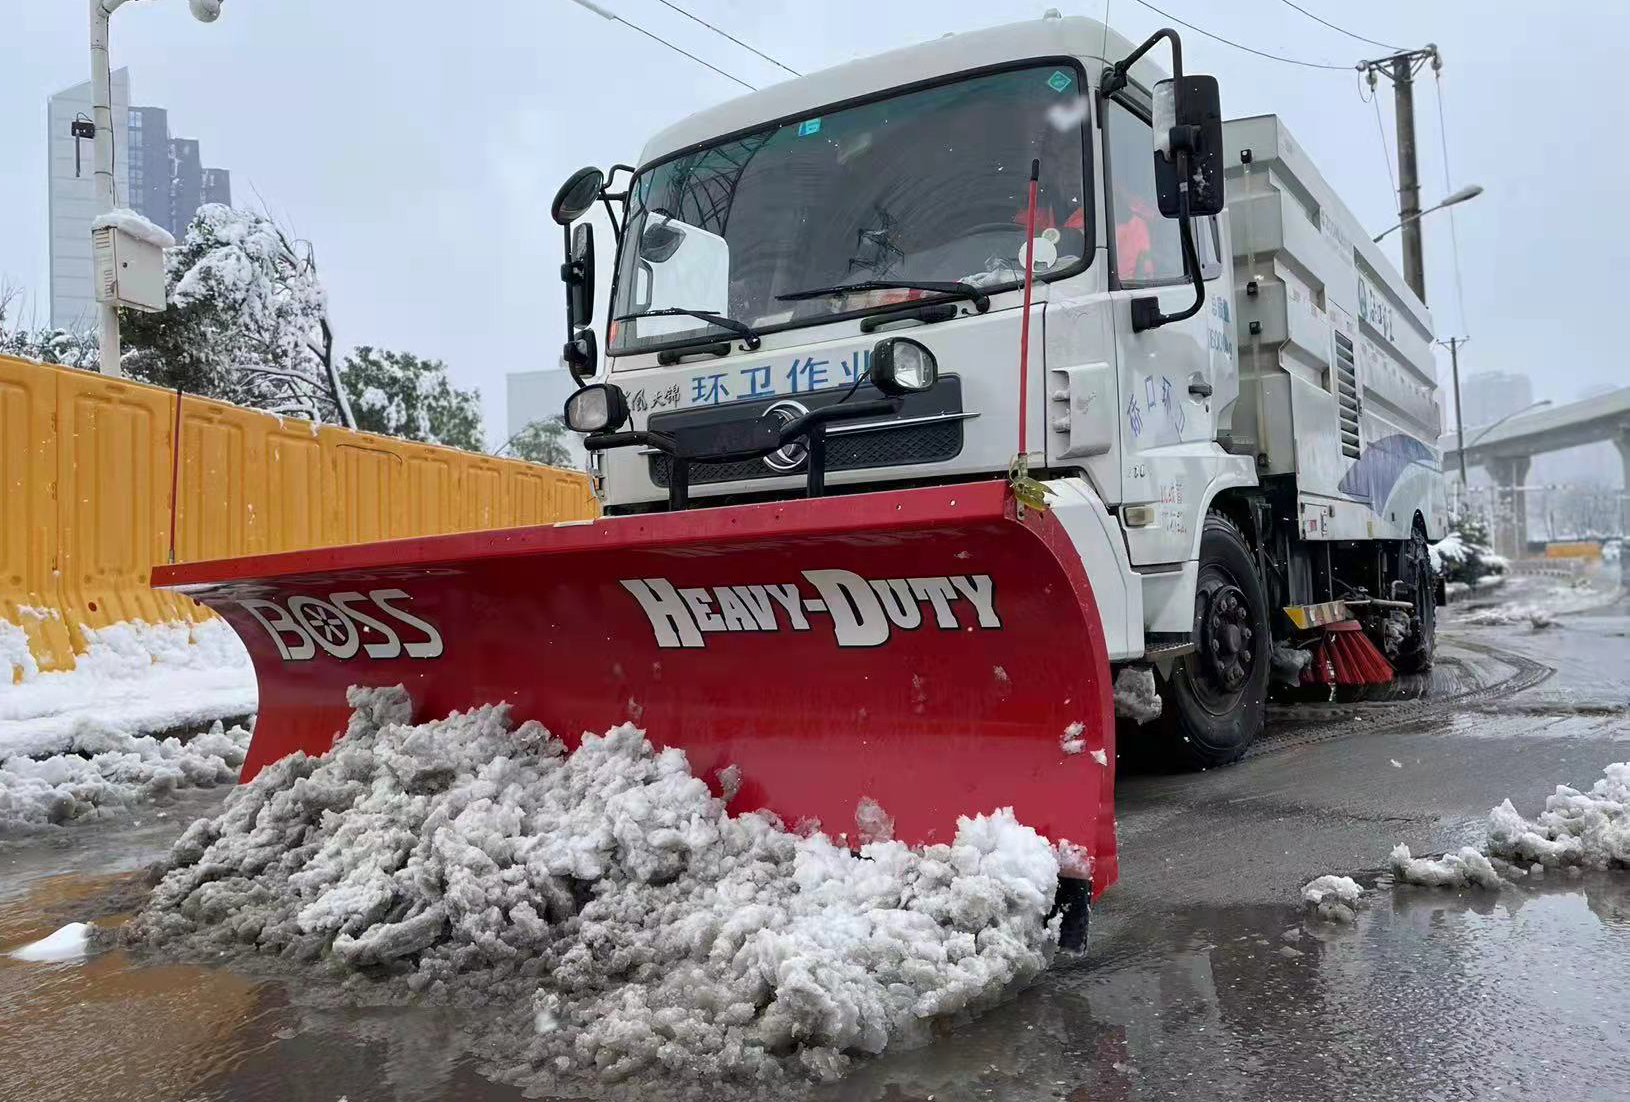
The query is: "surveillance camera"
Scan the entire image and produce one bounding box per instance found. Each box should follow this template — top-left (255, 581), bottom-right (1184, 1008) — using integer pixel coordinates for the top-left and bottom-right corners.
top-left (188, 0), bottom-right (222, 22)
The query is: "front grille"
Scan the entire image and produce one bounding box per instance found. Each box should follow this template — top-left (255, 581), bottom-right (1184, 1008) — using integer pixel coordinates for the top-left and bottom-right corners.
top-left (644, 375), bottom-right (965, 488)
top-left (650, 419), bottom-right (963, 487)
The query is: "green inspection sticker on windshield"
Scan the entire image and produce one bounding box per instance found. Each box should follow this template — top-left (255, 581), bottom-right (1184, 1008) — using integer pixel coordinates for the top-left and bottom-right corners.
top-left (1046, 70), bottom-right (1073, 93)
top-left (797, 118), bottom-right (821, 137)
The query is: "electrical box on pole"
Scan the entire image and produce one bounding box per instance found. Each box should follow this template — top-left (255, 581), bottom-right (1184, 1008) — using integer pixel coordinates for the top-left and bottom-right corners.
top-left (92, 225), bottom-right (167, 312)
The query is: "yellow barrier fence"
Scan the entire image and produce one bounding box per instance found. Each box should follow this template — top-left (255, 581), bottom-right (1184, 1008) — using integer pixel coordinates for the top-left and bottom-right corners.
top-left (1, 354), bottom-right (597, 679)
top-left (1544, 541), bottom-right (1602, 561)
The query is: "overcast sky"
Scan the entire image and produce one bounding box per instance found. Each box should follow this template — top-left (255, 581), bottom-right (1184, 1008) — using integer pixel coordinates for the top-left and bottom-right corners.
top-left (1, 1), bottom-right (1617, 443)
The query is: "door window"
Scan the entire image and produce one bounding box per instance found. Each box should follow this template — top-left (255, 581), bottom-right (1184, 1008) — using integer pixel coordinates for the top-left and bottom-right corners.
top-left (1105, 100), bottom-right (1186, 286)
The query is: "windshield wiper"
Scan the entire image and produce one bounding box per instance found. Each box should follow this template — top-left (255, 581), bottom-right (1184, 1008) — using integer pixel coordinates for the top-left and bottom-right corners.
top-left (614, 307), bottom-right (762, 350)
top-left (776, 279), bottom-right (990, 313)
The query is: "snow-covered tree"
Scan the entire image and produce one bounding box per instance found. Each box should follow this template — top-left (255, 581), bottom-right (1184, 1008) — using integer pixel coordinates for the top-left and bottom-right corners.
top-left (1432, 511), bottom-right (1508, 586)
top-left (121, 204), bottom-right (351, 423)
top-left (503, 417), bottom-right (573, 466)
top-left (0, 283), bottom-right (97, 368)
top-left (340, 346), bottom-right (484, 451)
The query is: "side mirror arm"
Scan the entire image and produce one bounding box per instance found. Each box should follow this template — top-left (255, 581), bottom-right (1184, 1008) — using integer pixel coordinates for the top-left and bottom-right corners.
top-left (1130, 186), bottom-right (1207, 333)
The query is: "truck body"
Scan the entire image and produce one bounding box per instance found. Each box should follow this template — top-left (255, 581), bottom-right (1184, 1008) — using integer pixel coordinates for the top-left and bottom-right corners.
top-left (582, 13), bottom-right (1443, 690)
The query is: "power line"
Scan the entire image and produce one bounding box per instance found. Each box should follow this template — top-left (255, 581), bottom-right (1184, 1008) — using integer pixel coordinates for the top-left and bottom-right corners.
top-left (653, 0), bottom-right (800, 78)
top-left (1274, 0), bottom-right (1400, 52)
top-left (1123, 0), bottom-right (1356, 71)
top-left (1433, 66), bottom-right (1470, 337)
top-left (1370, 88), bottom-right (1396, 199)
top-left (566, 0), bottom-right (757, 91)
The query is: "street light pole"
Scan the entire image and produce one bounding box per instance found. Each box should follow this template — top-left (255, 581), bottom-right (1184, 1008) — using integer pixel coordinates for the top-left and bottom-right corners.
top-left (88, 0), bottom-right (222, 377)
top-left (90, 0), bottom-right (134, 377)
top-left (1373, 185), bottom-right (1484, 243)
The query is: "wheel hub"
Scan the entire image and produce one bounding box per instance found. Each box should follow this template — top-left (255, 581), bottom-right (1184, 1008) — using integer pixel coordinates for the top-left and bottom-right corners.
top-left (1201, 583), bottom-right (1255, 693)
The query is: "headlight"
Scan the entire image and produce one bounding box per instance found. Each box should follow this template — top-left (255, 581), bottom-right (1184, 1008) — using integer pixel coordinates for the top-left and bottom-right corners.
top-left (563, 383), bottom-right (629, 433)
top-left (871, 337), bottom-right (938, 396)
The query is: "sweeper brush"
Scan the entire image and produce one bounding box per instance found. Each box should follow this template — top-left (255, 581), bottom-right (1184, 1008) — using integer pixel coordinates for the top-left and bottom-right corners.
top-left (153, 480), bottom-right (1118, 898)
top-left (1302, 620), bottom-right (1396, 687)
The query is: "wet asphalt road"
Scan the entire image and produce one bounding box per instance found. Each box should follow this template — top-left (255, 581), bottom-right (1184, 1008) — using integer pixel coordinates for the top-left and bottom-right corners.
top-left (2, 568), bottom-right (1627, 1102)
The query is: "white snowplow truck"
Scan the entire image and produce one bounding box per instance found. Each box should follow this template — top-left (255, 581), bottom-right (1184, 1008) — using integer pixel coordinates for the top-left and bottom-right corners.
top-left (554, 13), bottom-right (1446, 768)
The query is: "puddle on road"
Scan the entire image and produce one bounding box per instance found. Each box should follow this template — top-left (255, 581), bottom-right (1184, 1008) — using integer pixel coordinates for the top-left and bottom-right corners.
top-left (830, 875), bottom-right (1630, 1102)
top-left (0, 870), bottom-right (523, 1102)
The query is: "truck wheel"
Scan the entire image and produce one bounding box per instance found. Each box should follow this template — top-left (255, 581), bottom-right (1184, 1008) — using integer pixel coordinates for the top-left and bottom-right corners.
top-left (1160, 513), bottom-right (1270, 769)
top-left (1394, 527), bottom-right (1436, 674)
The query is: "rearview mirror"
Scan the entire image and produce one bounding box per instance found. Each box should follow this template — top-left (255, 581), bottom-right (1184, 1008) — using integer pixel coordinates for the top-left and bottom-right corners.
top-left (1151, 75), bottom-right (1224, 218)
top-left (568, 223), bottom-right (595, 329)
top-left (551, 166), bottom-right (604, 225)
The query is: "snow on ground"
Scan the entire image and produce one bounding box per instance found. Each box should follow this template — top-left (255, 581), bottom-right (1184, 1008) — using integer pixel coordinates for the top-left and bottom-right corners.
top-left (1389, 761), bottom-right (1630, 890)
top-left (1454, 579), bottom-right (1614, 627)
top-left (125, 687), bottom-right (1062, 1085)
top-left (8, 921), bottom-right (93, 963)
top-left (0, 718), bottom-right (250, 832)
top-left (1, 619), bottom-right (255, 760)
top-left (1112, 667), bottom-right (1162, 724)
top-left (1, 618), bottom-right (256, 832)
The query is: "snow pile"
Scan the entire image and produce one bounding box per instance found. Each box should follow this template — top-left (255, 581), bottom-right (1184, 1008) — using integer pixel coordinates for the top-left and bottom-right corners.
top-left (1301, 875), bottom-right (1362, 923)
top-left (126, 688), bottom-right (1062, 1084)
top-left (1112, 667), bottom-right (1162, 725)
top-left (1270, 644), bottom-right (1312, 687)
top-left (0, 719), bottom-right (249, 832)
top-left (2, 616), bottom-right (37, 682)
top-left (92, 207), bottom-right (176, 249)
top-left (0, 618), bottom-right (254, 761)
top-left (1390, 762), bottom-right (1630, 891)
top-left (8, 922), bottom-right (94, 963)
top-left (1389, 844), bottom-right (1504, 889)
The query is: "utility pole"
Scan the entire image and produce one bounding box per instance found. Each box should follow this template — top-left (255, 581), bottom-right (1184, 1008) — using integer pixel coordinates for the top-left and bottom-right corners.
top-left (1363, 47), bottom-right (1440, 305)
top-left (1391, 55), bottom-right (1423, 303)
top-left (1437, 335), bottom-right (1469, 488)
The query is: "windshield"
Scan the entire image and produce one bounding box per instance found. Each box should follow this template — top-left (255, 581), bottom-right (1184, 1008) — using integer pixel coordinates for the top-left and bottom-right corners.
top-left (609, 62), bottom-right (1091, 355)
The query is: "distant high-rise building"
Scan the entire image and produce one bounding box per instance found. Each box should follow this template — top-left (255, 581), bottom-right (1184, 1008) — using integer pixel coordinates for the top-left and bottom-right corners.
top-left (126, 105), bottom-right (171, 235)
top-left (169, 137), bottom-right (203, 237)
top-left (47, 70), bottom-right (129, 332)
top-left (1460, 371), bottom-right (1533, 431)
top-left (201, 167), bottom-right (232, 210)
top-left (46, 71), bottom-right (231, 330)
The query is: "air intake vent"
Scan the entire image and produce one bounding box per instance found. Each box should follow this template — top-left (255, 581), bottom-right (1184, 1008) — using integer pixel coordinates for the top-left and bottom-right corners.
top-left (1333, 332), bottom-right (1360, 459)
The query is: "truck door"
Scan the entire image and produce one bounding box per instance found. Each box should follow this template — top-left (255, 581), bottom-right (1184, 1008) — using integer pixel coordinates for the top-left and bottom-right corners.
top-left (1102, 94), bottom-right (1227, 562)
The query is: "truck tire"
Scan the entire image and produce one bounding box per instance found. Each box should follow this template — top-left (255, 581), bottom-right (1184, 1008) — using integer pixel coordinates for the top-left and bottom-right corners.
top-left (1394, 527), bottom-right (1436, 674)
top-left (1159, 513), bottom-right (1270, 769)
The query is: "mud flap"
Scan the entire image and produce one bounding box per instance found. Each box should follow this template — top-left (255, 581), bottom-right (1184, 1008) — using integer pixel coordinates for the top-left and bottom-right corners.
top-left (155, 481), bottom-right (1117, 895)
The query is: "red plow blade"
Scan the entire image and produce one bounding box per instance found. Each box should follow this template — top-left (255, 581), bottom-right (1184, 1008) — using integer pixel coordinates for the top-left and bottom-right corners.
top-left (154, 481), bottom-right (1116, 892)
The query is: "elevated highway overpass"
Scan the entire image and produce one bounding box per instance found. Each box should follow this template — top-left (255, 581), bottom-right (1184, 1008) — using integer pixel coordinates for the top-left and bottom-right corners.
top-left (1441, 387), bottom-right (1630, 557)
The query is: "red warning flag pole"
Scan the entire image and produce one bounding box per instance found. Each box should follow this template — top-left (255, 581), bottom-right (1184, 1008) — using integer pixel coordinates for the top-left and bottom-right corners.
top-left (1017, 157), bottom-right (1040, 457)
